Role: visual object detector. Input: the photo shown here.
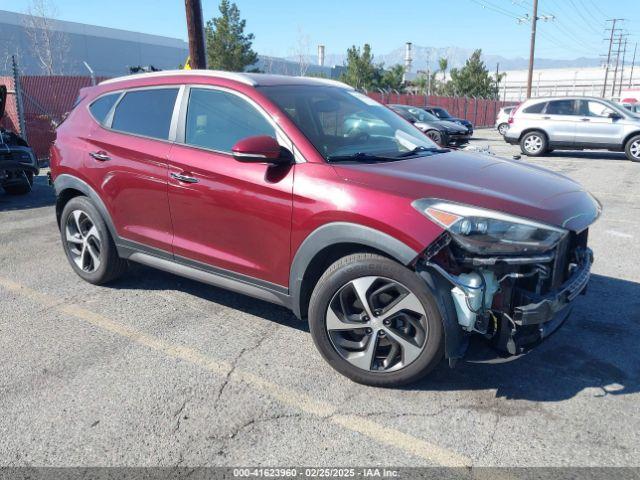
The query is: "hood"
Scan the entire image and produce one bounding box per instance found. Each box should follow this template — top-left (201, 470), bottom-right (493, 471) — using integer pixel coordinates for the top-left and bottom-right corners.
top-left (0, 85), bottom-right (6, 120)
top-left (439, 120), bottom-right (467, 133)
top-left (333, 151), bottom-right (600, 232)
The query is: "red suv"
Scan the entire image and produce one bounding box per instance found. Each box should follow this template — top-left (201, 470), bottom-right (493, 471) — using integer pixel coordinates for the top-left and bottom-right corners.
top-left (50, 71), bottom-right (600, 386)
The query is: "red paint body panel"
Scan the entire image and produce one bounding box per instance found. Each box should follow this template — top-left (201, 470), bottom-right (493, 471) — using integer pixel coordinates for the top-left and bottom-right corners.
top-left (51, 72), bottom-right (598, 293)
top-left (167, 144), bottom-right (293, 285)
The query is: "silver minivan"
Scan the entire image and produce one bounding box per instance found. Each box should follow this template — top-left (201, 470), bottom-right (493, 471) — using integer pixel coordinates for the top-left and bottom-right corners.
top-left (504, 96), bottom-right (640, 162)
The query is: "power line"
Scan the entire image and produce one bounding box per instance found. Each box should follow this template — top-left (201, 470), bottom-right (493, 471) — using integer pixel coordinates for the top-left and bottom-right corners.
top-left (469, 0), bottom-right (521, 19)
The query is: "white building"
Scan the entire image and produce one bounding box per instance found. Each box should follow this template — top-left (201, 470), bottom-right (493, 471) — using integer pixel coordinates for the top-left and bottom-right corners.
top-left (500, 66), bottom-right (640, 102)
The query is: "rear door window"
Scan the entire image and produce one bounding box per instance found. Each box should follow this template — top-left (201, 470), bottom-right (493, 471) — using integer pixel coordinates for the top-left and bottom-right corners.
top-left (89, 93), bottom-right (120, 125)
top-left (545, 100), bottom-right (577, 116)
top-left (522, 102), bottom-right (546, 114)
top-left (111, 88), bottom-right (179, 140)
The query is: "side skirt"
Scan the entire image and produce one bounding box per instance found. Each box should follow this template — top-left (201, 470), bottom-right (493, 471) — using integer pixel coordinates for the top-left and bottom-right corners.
top-left (118, 239), bottom-right (291, 309)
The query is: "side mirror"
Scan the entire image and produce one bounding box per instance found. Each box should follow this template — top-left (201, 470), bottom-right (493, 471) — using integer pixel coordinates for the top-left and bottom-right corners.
top-left (231, 135), bottom-right (291, 165)
top-left (608, 112), bottom-right (623, 120)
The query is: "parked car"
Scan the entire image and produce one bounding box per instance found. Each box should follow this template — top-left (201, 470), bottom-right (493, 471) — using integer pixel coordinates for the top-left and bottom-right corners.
top-left (505, 96), bottom-right (640, 161)
top-left (389, 104), bottom-right (470, 146)
top-left (620, 102), bottom-right (640, 115)
top-left (0, 85), bottom-right (39, 195)
top-left (495, 105), bottom-right (515, 136)
top-left (50, 71), bottom-right (600, 386)
top-left (422, 106), bottom-right (473, 135)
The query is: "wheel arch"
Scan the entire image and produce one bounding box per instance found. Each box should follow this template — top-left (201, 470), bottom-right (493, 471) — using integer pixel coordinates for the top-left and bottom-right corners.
top-left (622, 130), bottom-right (640, 149)
top-left (54, 174), bottom-right (118, 241)
top-left (519, 128), bottom-right (549, 142)
top-left (289, 222), bottom-right (418, 320)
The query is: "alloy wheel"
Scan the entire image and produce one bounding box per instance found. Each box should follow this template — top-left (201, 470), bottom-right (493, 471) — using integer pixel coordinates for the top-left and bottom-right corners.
top-left (325, 276), bottom-right (428, 372)
top-left (65, 210), bottom-right (102, 272)
top-left (498, 124), bottom-right (509, 136)
top-left (630, 139), bottom-right (640, 159)
top-left (524, 135), bottom-right (543, 154)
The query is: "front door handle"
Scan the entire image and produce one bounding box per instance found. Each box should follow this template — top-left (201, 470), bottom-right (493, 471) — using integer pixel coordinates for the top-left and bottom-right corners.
top-left (170, 172), bottom-right (199, 184)
top-left (581, 118), bottom-right (591, 122)
top-left (542, 116), bottom-right (551, 120)
top-left (89, 151), bottom-right (110, 161)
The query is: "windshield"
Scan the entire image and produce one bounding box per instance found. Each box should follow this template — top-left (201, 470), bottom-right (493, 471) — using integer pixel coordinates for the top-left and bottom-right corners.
top-left (258, 85), bottom-right (440, 161)
top-left (431, 107), bottom-right (452, 119)
top-left (392, 106), bottom-right (439, 123)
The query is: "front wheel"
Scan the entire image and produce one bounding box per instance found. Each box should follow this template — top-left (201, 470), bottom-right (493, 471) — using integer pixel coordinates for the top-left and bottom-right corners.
top-left (425, 129), bottom-right (443, 146)
top-left (625, 135), bottom-right (640, 162)
top-left (308, 253), bottom-right (444, 387)
top-left (520, 131), bottom-right (548, 157)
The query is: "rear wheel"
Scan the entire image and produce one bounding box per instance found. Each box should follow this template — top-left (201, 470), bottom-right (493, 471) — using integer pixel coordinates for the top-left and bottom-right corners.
top-left (60, 196), bottom-right (127, 285)
top-left (625, 135), bottom-right (640, 162)
top-left (520, 131), bottom-right (547, 157)
top-left (497, 123), bottom-right (509, 136)
top-left (308, 253), bottom-right (444, 387)
top-left (426, 130), bottom-right (443, 146)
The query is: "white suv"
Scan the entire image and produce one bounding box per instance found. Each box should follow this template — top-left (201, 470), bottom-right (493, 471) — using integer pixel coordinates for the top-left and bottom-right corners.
top-left (504, 96), bottom-right (640, 162)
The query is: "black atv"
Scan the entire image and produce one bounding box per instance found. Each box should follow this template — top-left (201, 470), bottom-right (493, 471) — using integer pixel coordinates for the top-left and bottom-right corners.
top-left (0, 85), bottom-right (39, 195)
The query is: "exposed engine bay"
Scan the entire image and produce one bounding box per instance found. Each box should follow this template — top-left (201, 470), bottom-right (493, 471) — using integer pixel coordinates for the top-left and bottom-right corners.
top-left (413, 199), bottom-right (594, 361)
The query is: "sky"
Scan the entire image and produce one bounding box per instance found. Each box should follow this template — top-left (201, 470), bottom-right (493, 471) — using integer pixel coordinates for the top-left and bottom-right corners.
top-left (3, 0), bottom-right (640, 60)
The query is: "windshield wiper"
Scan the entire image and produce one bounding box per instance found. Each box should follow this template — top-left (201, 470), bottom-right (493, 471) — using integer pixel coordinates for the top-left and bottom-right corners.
top-left (327, 152), bottom-right (400, 163)
top-left (397, 146), bottom-right (449, 158)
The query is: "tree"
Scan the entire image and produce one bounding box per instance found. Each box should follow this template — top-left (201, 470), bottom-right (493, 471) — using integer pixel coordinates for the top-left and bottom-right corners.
top-left (205, 0), bottom-right (258, 71)
top-left (23, 0), bottom-right (70, 75)
top-left (340, 44), bottom-right (380, 91)
top-left (444, 49), bottom-right (500, 98)
top-left (379, 64), bottom-right (405, 92)
top-left (438, 57), bottom-right (448, 82)
top-left (291, 27), bottom-right (311, 76)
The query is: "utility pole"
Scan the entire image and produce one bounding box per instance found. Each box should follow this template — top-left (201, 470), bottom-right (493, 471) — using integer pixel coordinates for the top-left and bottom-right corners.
top-left (619, 37), bottom-right (628, 97)
top-left (602, 19), bottom-right (624, 97)
top-left (184, 0), bottom-right (207, 69)
top-left (629, 42), bottom-right (638, 88)
top-left (525, 0), bottom-right (538, 98)
top-left (495, 62), bottom-right (500, 100)
top-left (611, 33), bottom-right (626, 98)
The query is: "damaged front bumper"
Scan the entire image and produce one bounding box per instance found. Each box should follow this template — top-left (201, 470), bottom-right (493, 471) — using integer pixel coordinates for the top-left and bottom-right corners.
top-left (416, 231), bottom-right (593, 362)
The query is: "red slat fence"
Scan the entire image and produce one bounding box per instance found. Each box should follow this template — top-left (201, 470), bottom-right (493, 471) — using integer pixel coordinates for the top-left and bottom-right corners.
top-left (1, 75), bottom-right (517, 159)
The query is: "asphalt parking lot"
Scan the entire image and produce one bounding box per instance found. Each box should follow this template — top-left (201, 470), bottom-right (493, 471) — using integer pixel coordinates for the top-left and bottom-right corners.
top-left (1, 128), bottom-right (639, 469)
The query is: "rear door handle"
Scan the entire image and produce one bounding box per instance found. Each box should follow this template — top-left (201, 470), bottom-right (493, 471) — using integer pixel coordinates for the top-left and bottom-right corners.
top-left (581, 118), bottom-right (590, 122)
top-left (542, 116), bottom-right (551, 120)
top-left (89, 151), bottom-right (110, 161)
top-left (170, 172), bottom-right (199, 184)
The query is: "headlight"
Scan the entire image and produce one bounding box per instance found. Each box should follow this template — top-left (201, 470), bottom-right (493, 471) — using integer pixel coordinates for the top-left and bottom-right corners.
top-left (412, 199), bottom-right (567, 255)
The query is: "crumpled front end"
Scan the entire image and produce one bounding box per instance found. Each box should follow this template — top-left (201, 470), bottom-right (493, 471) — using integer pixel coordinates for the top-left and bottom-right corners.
top-left (412, 198), bottom-right (599, 361)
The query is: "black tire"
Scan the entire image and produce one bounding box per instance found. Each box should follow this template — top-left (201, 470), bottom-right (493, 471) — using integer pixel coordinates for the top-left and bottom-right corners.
top-left (425, 130), bottom-right (443, 146)
top-left (624, 134), bottom-right (640, 162)
top-left (59, 196), bottom-right (127, 285)
top-left (520, 130), bottom-right (548, 157)
top-left (3, 172), bottom-right (33, 195)
top-left (497, 123), bottom-right (509, 136)
top-left (308, 253), bottom-right (444, 387)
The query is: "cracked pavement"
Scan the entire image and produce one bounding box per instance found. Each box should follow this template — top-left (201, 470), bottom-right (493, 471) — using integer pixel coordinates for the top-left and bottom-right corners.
top-left (1, 129), bottom-right (639, 467)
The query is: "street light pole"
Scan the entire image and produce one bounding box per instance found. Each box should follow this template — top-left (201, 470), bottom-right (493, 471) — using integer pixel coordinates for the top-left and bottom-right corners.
top-left (185, 0), bottom-right (207, 69)
top-left (525, 0), bottom-right (538, 98)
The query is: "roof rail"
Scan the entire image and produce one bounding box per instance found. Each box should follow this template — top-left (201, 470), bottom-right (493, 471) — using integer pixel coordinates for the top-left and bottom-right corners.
top-left (99, 69), bottom-right (257, 87)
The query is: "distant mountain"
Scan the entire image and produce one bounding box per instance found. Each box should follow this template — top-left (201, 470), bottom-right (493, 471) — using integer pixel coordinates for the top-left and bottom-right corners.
top-left (287, 44), bottom-right (602, 71)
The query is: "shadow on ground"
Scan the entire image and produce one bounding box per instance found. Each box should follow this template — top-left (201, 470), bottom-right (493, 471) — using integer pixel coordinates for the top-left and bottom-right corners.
top-left (0, 175), bottom-right (55, 212)
top-left (109, 264), bottom-right (640, 402)
top-left (413, 273), bottom-right (640, 401)
top-left (539, 151), bottom-right (628, 161)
